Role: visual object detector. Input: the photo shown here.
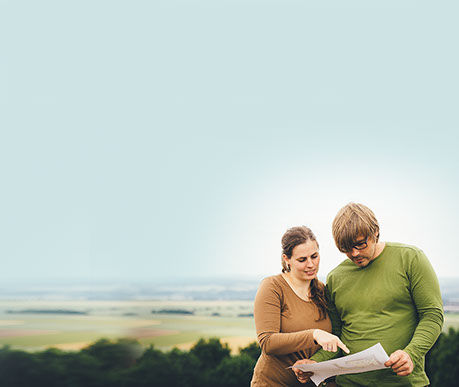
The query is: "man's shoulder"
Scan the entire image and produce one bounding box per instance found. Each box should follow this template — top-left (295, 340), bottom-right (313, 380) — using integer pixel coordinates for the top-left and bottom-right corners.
top-left (385, 241), bottom-right (421, 251)
top-left (327, 259), bottom-right (354, 281)
top-left (384, 242), bottom-right (424, 257)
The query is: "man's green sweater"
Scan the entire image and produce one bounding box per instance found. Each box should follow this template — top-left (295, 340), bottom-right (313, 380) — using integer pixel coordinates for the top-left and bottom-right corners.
top-left (311, 242), bottom-right (444, 386)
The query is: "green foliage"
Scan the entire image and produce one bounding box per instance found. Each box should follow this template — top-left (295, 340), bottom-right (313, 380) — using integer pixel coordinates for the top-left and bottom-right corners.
top-left (209, 354), bottom-right (257, 387)
top-left (0, 349), bottom-right (42, 387)
top-left (82, 338), bottom-right (143, 370)
top-left (425, 327), bottom-right (459, 386)
top-left (119, 346), bottom-right (202, 387)
top-left (190, 337), bottom-right (231, 369)
top-left (239, 341), bottom-right (261, 361)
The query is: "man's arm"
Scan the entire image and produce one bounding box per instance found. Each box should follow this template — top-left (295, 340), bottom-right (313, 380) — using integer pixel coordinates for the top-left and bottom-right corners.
top-left (402, 250), bottom-right (444, 366)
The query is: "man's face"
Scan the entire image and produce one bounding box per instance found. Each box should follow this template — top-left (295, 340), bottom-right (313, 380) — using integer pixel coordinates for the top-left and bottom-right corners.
top-left (344, 234), bottom-right (378, 268)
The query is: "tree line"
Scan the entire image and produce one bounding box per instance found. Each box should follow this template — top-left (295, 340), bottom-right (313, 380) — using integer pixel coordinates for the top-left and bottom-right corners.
top-left (0, 327), bottom-right (457, 387)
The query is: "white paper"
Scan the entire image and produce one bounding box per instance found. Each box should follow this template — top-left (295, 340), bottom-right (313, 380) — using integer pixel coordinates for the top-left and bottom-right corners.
top-left (290, 343), bottom-right (390, 386)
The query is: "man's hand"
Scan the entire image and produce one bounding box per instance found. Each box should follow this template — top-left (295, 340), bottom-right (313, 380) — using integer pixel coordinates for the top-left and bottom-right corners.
top-left (384, 350), bottom-right (413, 376)
top-left (292, 359), bottom-right (316, 384)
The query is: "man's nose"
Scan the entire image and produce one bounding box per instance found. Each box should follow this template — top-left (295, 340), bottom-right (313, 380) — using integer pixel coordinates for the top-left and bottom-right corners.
top-left (351, 249), bottom-right (360, 257)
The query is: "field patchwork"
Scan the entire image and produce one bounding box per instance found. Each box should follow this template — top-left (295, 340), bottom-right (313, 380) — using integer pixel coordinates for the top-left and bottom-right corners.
top-left (0, 300), bottom-right (457, 353)
top-left (0, 300), bottom-right (256, 352)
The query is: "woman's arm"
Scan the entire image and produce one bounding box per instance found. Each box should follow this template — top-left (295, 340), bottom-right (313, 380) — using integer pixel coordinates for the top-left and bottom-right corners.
top-left (254, 277), bottom-right (347, 356)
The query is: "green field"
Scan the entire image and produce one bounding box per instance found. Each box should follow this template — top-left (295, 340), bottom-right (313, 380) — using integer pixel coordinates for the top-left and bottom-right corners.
top-left (0, 300), bottom-right (457, 353)
top-left (0, 300), bottom-right (256, 352)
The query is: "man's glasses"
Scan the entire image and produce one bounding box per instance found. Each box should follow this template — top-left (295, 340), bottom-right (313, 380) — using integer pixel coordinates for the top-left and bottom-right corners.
top-left (343, 236), bottom-right (369, 253)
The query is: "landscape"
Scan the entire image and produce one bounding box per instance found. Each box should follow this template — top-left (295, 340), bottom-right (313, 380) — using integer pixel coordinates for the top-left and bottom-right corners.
top-left (1, 277), bottom-right (458, 353)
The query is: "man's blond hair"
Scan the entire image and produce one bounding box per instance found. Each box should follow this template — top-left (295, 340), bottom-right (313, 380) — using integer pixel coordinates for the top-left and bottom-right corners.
top-left (332, 203), bottom-right (380, 252)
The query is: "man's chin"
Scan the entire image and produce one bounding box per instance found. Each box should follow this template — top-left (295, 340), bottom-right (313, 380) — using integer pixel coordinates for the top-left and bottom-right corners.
top-left (353, 258), bottom-right (368, 267)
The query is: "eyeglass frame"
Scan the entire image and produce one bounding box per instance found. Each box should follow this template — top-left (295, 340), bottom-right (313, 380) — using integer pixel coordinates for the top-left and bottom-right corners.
top-left (342, 235), bottom-right (369, 253)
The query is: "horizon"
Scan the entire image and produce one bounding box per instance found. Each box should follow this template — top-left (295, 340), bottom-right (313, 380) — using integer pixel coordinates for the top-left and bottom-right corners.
top-left (2, 275), bottom-right (459, 304)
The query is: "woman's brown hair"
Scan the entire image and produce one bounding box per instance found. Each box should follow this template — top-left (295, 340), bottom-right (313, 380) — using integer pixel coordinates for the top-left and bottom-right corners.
top-left (281, 226), bottom-right (328, 321)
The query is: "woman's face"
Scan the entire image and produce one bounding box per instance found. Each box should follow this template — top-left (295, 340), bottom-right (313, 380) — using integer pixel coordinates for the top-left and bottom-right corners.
top-left (284, 240), bottom-right (320, 282)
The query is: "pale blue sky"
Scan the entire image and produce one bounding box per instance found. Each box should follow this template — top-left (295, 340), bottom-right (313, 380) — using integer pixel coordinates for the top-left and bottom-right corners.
top-left (1, 0), bottom-right (458, 283)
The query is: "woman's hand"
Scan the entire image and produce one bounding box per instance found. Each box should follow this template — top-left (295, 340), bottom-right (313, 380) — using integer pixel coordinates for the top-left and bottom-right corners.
top-left (313, 329), bottom-right (350, 354)
top-left (292, 359), bottom-right (316, 384)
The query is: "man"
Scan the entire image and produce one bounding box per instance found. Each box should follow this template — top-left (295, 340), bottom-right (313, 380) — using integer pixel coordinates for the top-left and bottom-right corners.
top-left (295, 203), bottom-right (444, 386)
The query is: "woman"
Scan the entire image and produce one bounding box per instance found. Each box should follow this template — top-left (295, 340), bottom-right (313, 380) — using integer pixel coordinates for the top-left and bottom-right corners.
top-left (250, 226), bottom-right (348, 386)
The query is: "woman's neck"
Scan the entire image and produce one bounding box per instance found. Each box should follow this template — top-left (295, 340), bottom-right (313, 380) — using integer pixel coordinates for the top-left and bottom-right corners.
top-left (281, 272), bottom-right (312, 300)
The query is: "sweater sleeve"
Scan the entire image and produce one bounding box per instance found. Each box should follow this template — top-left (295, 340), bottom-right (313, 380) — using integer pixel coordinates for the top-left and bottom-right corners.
top-left (403, 250), bottom-right (444, 366)
top-left (254, 277), bottom-right (316, 356)
top-left (310, 282), bottom-right (343, 362)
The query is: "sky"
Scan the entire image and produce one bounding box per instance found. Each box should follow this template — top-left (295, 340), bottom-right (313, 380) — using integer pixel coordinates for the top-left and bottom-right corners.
top-left (1, 0), bottom-right (458, 284)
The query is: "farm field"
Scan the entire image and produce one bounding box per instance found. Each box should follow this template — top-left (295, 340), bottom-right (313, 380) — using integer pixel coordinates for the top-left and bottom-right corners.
top-left (0, 300), bottom-right (457, 353)
top-left (0, 300), bottom-right (256, 353)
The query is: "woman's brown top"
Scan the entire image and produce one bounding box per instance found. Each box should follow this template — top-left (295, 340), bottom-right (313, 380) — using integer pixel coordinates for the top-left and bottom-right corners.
top-left (251, 274), bottom-right (332, 387)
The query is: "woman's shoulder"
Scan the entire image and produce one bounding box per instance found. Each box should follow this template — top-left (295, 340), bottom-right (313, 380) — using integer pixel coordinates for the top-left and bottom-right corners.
top-left (256, 274), bottom-right (287, 301)
top-left (258, 274), bottom-right (288, 292)
top-left (260, 273), bottom-right (285, 285)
